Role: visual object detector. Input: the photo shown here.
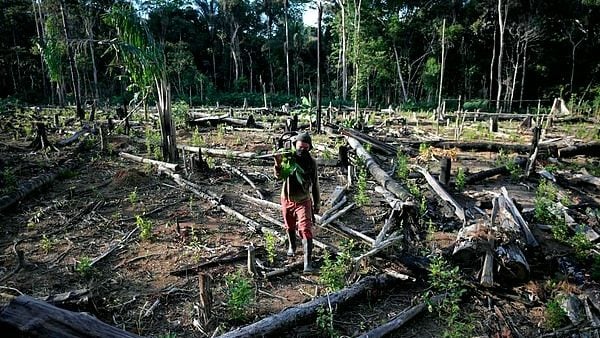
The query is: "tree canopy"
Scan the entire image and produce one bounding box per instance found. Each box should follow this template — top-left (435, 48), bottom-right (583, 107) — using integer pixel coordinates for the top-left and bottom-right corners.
top-left (1, 0), bottom-right (600, 111)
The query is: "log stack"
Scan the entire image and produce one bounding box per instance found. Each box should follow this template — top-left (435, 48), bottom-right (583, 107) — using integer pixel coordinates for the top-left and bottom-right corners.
top-left (453, 187), bottom-right (538, 286)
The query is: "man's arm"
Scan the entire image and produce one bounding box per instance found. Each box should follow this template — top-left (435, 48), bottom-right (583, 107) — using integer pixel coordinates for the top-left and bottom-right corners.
top-left (273, 154), bottom-right (282, 179)
top-left (312, 162), bottom-right (320, 214)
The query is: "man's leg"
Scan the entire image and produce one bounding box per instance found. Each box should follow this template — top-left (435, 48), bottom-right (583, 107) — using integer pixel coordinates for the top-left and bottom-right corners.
top-left (296, 199), bottom-right (315, 273)
top-left (281, 196), bottom-right (297, 256)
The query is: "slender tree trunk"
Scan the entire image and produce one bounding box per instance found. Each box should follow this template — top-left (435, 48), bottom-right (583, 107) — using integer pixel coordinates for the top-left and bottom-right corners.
top-left (495, 0), bottom-right (507, 114)
top-left (489, 29), bottom-right (496, 106)
top-left (85, 16), bottom-right (99, 102)
top-left (59, 0), bottom-right (84, 120)
top-left (352, 0), bottom-right (362, 115)
top-left (437, 19), bottom-right (446, 117)
top-left (393, 45), bottom-right (408, 103)
top-left (519, 39), bottom-right (528, 109)
top-left (316, 2), bottom-right (322, 133)
top-left (284, 0), bottom-right (290, 95)
top-left (32, 0), bottom-right (48, 99)
top-left (340, 0), bottom-right (348, 101)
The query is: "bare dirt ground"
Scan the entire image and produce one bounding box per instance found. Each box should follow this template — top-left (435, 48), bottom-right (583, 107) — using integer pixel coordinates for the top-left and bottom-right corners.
top-left (1, 108), bottom-right (600, 338)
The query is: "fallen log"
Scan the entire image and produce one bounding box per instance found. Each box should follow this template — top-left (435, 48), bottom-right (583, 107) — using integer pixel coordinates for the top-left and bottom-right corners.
top-left (356, 294), bottom-right (444, 338)
top-left (465, 157), bottom-right (526, 185)
top-left (500, 187), bottom-right (538, 247)
top-left (0, 295), bottom-right (140, 337)
top-left (346, 136), bottom-right (412, 201)
top-left (221, 163), bottom-right (264, 199)
top-left (119, 152), bottom-right (179, 171)
top-left (217, 274), bottom-right (393, 338)
top-left (177, 144), bottom-right (260, 159)
top-left (558, 141), bottom-right (600, 158)
top-left (0, 164), bottom-right (74, 213)
top-left (414, 165), bottom-right (466, 224)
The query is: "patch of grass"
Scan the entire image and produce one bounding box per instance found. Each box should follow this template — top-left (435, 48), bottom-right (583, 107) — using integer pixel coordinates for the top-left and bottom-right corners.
top-left (128, 187), bottom-right (138, 204)
top-left (264, 231), bottom-right (277, 265)
top-left (455, 167), bottom-right (466, 191)
top-left (225, 270), bottom-right (255, 321)
top-left (569, 225), bottom-right (592, 262)
top-left (355, 166), bottom-right (370, 206)
top-left (495, 149), bottom-right (522, 181)
top-left (40, 235), bottom-right (53, 254)
top-left (426, 255), bottom-right (472, 338)
top-left (191, 127), bottom-right (204, 147)
top-left (75, 256), bottom-right (93, 277)
top-left (545, 296), bottom-right (568, 329)
top-left (1, 168), bottom-right (17, 194)
top-left (395, 149), bottom-right (410, 180)
top-left (316, 304), bottom-right (339, 338)
top-left (320, 240), bottom-right (354, 292)
top-left (135, 215), bottom-right (153, 241)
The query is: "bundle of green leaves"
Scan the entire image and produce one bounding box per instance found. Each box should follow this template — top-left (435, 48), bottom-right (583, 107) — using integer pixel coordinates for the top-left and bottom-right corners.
top-left (279, 148), bottom-right (305, 184)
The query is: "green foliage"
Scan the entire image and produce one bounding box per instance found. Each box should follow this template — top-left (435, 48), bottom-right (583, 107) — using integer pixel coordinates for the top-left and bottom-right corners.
top-left (495, 149), bottom-right (522, 181)
top-left (264, 231), bottom-right (277, 265)
top-left (455, 167), bottom-right (466, 191)
top-left (419, 195), bottom-right (428, 218)
top-left (355, 166), bottom-right (370, 206)
top-left (418, 143), bottom-right (432, 159)
top-left (395, 149), bottom-right (410, 180)
top-left (426, 255), bottom-right (471, 338)
top-left (422, 57), bottom-right (441, 98)
top-left (40, 235), bottom-right (53, 254)
top-left (216, 123), bottom-right (226, 140)
top-left (191, 127), bottom-right (203, 147)
top-left (569, 225), bottom-right (592, 261)
top-left (225, 270), bottom-right (255, 321)
top-left (205, 156), bottom-right (215, 169)
top-left (407, 180), bottom-right (421, 198)
top-left (1, 168), bottom-right (17, 194)
top-left (545, 297), bottom-right (568, 329)
top-left (535, 179), bottom-right (562, 226)
top-left (136, 215), bottom-right (153, 241)
top-left (171, 100), bottom-right (189, 128)
top-left (76, 256), bottom-right (93, 277)
top-left (591, 255), bottom-right (600, 281)
top-left (320, 240), bottom-right (354, 292)
top-left (316, 305), bottom-right (339, 338)
top-left (278, 149), bottom-right (304, 184)
top-left (158, 332), bottom-right (177, 338)
top-left (145, 128), bottom-right (161, 157)
top-left (128, 187), bottom-right (138, 204)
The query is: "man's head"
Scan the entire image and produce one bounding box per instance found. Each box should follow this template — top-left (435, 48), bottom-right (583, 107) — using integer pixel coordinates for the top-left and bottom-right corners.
top-left (294, 132), bottom-right (312, 151)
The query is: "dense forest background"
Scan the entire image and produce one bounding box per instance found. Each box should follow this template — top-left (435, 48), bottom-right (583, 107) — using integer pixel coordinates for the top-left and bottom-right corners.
top-left (1, 0), bottom-right (600, 111)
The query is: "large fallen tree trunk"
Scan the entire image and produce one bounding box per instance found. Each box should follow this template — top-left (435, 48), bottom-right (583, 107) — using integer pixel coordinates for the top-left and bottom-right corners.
top-left (558, 141), bottom-right (600, 158)
top-left (177, 144), bottom-right (259, 159)
top-left (452, 188), bottom-right (534, 284)
top-left (414, 165), bottom-right (466, 224)
top-left (0, 165), bottom-right (74, 213)
top-left (346, 136), bottom-right (412, 201)
top-left (356, 294), bottom-right (444, 338)
top-left (119, 152), bottom-right (179, 171)
top-left (217, 274), bottom-right (393, 338)
top-left (465, 157), bottom-right (526, 185)
top-left (0, 295), bottom-right (140, 337)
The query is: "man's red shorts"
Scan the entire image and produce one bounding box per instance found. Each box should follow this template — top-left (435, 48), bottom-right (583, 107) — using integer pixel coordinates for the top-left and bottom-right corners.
top-left (280, 196), bottom-right (313, 239)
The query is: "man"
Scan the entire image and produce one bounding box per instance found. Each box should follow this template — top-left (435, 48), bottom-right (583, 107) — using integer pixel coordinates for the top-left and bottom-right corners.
top-left (274, 132), bottom-right (320, 273)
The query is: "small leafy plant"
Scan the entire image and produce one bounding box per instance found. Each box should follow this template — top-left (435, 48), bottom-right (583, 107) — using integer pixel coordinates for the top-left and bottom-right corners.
top-left (264, 231), bottom-right (277, 265)
top-left (320, 240), bottom-right (354, 292)
top-left (191, 127), bottom-right (203, 146)
top-left (426, 255), bottom-right (472, 338)
top-left (395, 149), bottom-right (410, 180)
top-left (76, 256), bottom-right (94, 277)
top-left (316, 304), bottom-right (339, 338)
top-left (225, 270), bottom-right (255, 321)
top-left (455, 167), bottom-right (466, 191)
top-left (355, 166), bottom-right (370, 206)
top-left (136, 215), bottom-right (153, 241)
top-left (545, 296), bottom-right (568, 329)
top-left (128, 187), bottom-right (138, 204)
top-left (40, 235), bottom-right (53, 254)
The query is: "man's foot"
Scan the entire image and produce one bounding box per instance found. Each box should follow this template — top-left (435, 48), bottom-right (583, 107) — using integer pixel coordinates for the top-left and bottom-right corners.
top-left (287, 230), bottom-right (296, 257)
